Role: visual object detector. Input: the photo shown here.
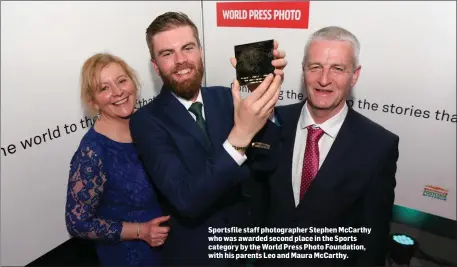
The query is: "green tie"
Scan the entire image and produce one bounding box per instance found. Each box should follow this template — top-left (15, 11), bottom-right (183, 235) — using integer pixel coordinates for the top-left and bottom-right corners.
top-left (188, 102), bottom-right (210, 142)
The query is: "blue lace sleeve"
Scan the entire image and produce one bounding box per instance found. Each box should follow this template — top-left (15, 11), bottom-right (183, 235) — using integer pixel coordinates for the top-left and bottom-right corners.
top-left (65, 144), bottom-right (123, 241)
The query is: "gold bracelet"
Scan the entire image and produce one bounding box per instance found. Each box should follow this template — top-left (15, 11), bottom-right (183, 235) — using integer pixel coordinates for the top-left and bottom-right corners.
top-left (136, 223), bottom-right (141, 239)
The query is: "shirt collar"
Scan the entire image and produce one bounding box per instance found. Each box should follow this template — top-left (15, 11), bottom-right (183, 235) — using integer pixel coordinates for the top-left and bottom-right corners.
top-left (171, 89), bottom-right (203, 110)
top-left (300, 101), bottom-right (348, 139)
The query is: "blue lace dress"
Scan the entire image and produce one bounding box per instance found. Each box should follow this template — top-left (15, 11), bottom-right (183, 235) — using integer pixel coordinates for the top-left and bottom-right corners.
top-left (65, 126), bottom-right (162, 266)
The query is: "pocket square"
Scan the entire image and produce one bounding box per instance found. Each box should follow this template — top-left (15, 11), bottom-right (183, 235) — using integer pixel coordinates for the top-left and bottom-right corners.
top-left (251, 142), bottom-right (270, 150)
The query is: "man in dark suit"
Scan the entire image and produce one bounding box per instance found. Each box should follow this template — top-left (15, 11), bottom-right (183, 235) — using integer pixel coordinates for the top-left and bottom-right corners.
top-left (253, 26), bottom-right (399, 266)
top-left (129, 12), bottom-right (286, 266)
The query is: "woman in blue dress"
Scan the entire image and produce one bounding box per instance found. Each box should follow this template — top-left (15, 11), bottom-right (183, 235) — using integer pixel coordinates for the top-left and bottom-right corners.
top-left (65, 53), bottom-right (169, 266)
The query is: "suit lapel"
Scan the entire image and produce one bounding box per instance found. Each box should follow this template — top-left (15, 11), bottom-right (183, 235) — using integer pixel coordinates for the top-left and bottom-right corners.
top-left (275, 102), bottom-right (306, 211)
top-left (201, 87), bottom-right (225, 146)
top-left (160, 87), bottom-right (211, 153)
top-left (296, 106), bottom-right (357, 209)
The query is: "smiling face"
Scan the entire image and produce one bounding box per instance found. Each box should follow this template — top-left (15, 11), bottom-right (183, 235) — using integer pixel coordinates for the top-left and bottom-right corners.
top-left (150, 25), bottom-right (204, 100)
top-left (303, 39), bottom-right (361, 117)
top-left (90, 62), bottom-right (137, 119)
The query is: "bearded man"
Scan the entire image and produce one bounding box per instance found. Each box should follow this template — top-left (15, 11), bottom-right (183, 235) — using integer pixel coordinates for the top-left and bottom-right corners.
top-left (129, 12), bottom-right (287, 266)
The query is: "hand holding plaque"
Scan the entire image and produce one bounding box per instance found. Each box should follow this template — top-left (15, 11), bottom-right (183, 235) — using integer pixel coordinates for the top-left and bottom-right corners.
top-left (234, 40), bottom-right (275, 91)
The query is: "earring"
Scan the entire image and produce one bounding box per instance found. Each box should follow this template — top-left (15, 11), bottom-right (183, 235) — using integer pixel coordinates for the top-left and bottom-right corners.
top-left (95, 111), bottom-right (101, 120)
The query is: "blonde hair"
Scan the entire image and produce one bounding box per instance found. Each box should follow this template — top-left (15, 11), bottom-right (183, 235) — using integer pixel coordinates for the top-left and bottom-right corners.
top-left (80, 53), bottom-right (140, 115)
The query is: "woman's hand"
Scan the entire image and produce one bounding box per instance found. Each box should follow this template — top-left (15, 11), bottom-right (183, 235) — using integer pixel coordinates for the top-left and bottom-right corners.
top-left (140, 215), bottom-right (171, 247)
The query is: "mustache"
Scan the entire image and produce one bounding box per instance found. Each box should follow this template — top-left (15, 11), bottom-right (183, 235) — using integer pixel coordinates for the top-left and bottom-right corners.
top-left (172, 62), bottom-right (195, 73)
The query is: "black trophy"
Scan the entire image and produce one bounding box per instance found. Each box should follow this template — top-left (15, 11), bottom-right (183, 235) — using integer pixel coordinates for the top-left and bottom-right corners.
top-left (234, 39), bottom-right (275, 91)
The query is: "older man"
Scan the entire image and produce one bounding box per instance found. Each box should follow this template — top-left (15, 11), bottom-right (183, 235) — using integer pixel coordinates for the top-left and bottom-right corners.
top-left (256, 26), bottom-right (399, 266)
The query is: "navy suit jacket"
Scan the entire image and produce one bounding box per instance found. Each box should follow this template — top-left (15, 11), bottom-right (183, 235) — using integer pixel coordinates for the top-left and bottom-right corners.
top-left (251, 101), bottom-right (399, 267)
top-left (129, 86), bottom-right (260, 266)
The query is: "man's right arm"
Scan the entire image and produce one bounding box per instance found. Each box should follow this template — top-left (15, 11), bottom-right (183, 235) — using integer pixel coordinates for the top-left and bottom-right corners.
top-left (130, 112), bottom-right (251, 219)
top-left (246, 108), bottom-right (282, 175)
top-left (240, 110), bottom-right (282, 228)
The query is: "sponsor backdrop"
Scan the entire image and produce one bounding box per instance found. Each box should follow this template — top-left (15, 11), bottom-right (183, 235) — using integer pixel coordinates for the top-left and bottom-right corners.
top-left (203, 1), bottom-right (455, 218)
top-left (1, 1), bottom-right (204, 265)
top-left (0, 0), bottom-right (455, 265)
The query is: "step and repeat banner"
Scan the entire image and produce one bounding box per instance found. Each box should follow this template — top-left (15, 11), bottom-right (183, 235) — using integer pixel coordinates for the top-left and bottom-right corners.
top-left (1, 1), bottom-right (203, 265)
top-left (202, 0), bottom-right (456, 219)
top-left (1, 1), bottom-right (455, 266)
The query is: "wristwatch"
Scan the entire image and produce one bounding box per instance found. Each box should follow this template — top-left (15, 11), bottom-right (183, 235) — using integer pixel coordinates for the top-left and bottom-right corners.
top-left (231, 144), bottom-right (248, 152)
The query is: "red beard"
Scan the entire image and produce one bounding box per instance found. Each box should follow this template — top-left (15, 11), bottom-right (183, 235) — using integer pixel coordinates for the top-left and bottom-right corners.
top-left (159, 59), bottom-right (204, 100)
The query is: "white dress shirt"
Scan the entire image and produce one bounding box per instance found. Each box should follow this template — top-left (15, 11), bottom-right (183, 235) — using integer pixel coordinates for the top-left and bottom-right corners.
top-left (172, 91), bottom-right (247, 166)
top-left (291, 102), bottom-right (349, 206)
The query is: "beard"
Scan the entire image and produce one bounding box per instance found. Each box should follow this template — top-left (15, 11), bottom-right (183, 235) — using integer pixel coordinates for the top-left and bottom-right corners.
top-left (159, 59), bottom-right (204, 100)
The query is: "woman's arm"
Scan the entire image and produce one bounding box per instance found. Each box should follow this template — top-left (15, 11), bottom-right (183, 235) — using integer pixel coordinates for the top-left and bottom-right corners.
top-left (65, 144), bottom-right (124, 241)
top-left (65, 143), bottom-right (171, 246)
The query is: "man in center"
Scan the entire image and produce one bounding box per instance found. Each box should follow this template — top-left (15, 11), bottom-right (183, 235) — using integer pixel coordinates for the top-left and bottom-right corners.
top-left (129, 12), bottom-right (286, 266)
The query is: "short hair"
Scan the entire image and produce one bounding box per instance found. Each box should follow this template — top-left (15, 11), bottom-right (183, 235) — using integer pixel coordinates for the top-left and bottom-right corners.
top-left (303, 26), bottom-right (360, 69)
top-left (145, 12), bottom-right (201, 59)
top-left (80, 53), bottom-right (140, 115)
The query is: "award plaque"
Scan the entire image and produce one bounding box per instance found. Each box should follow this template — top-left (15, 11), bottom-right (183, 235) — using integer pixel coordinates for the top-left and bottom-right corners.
top-left (234, 40), bottom-right (275, 90)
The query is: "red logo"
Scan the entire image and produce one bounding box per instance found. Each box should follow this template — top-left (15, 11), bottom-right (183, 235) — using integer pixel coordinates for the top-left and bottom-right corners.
top-left (216, 1), bottom-right (310, 29)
